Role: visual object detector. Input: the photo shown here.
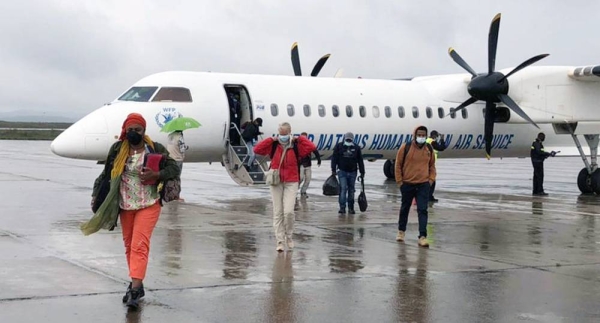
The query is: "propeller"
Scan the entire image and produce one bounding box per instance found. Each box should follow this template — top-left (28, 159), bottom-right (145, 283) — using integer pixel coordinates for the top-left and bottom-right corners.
top-left (290, 42), bottom-right (331, 77)
top-left (447, 13), bottom-right (549, 159)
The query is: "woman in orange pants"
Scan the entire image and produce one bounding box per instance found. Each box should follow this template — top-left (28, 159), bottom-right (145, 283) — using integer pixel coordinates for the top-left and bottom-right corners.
top-left (90, 113), bottom-right (179, 309)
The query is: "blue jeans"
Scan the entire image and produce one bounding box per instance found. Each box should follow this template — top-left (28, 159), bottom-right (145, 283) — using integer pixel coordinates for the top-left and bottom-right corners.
top-left (398, 182), bottom-right (430, 238)
top-left (338, 170), bottom-right (357, 210)
top-left (243, 141), bottom-right (256, 166)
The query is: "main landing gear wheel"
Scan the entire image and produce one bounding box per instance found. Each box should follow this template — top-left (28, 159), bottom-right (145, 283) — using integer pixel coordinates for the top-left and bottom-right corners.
top-left (383, 159), bottom-right (395, 179)
top-left (577, 168), bottom-right (593, 194)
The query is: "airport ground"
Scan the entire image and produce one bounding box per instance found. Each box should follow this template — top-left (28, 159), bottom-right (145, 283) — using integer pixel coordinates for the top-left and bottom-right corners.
top-left (1, 140), bottom-right (600, 322)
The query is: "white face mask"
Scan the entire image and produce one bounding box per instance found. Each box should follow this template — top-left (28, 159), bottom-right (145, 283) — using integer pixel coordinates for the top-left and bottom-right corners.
top-left (416, 137), bottom-right (427, 144)
top-left (279, 135), bottom-right (290, 143)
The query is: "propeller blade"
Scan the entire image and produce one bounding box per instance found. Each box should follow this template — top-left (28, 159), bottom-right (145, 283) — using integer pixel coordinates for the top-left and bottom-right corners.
top-left (499, 94), bottom-right (539, 128)
top-left (448, 48), bottom-right (477, 77)
top-left (499, 54), bottom-right (550, 82)
top-left (446, 97), bottom-right (478, 117)
top-left (488, 13), bottom-right (501, 74)
top-left (291, 42), bottom-right (302, 76)
top-left (310, 54), bottom-right (331, 77)
top-left (484, 101), bottom-right (496, 159)
top-left (334, 68), bottom-right (344, 78)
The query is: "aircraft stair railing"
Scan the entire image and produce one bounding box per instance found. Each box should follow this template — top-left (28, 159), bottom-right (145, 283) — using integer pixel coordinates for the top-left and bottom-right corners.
top-left (222, 122), bottom-right (269, 185)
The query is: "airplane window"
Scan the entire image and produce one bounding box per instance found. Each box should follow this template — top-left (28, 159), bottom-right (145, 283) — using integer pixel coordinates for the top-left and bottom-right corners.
top-left (118, 87), bottom-right (158, 102)
top-left (271, 104), bottom-right (278, 116)
top-left (287, 104), bottom-right (295, 117)
top-left (151, 87), bottom-right (192, 102)
top-left (426, 107), bottom-right (432, 119)
top-left (412, 106), bottom-right (419, 118)
top-left (450, 108), bottom-right (456, 119)
top-left (346, 105), bottom-right (353, 117)
top-left (318, 104), bottom-right (326, 117)
top-left (303, 104), bottom-right (311, 117)
top-left (384, 106), bottom-right (391, 118)
top-left (462, 108), bottom-right (468, 119)
top-left (398, 106), bottom-right (405, 118)
top-left (584, 66), bottom-right (593, 76)
top-left (332, 105), bottom-right (339, 117)
top-left (372, 106), bottom-right (380, 118)
top-left (438, 107), bottom-right (445, 118)
top-left (359, 105), bottom-right (366, 118)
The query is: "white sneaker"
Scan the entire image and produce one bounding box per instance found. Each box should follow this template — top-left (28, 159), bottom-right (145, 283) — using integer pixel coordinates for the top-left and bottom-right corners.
top-left (396, 231), bottom-right (405, 242)
top-left (276, 242), bottom-right (284, 252)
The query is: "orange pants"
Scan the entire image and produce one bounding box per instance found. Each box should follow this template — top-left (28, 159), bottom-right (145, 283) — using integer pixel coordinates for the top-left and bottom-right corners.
top-left (120, 203), bottom-right (161, 280)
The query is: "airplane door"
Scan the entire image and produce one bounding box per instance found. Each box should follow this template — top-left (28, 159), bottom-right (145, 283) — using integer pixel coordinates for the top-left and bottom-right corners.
top-left (224, 85), bottom-right (254, 146)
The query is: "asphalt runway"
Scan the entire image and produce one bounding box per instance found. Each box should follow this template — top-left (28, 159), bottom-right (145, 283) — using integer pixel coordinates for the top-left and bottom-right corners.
top-left (1, 140), bottom-right (599, 323)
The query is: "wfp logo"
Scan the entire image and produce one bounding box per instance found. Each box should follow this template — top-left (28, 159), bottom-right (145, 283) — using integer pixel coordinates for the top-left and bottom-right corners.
top-left (155, 108), bottom-right (182, 127)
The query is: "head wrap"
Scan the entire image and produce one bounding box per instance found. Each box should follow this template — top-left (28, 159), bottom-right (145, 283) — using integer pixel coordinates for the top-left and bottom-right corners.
top-left (119, 113), bottom-right (147, 140)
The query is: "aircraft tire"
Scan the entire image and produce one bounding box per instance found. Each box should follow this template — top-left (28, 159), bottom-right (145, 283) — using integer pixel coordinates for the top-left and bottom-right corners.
top-left (383, 159), bottom-right (395, 179)
top-left (577, 168), bottom-right (594, 194)
top-left (589, 169), bottom-right (600, 195)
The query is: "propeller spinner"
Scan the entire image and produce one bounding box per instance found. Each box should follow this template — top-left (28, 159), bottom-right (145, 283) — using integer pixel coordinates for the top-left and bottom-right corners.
top-left (447, 13), bottom-right (549, 159)
top-left (291, 42), bottom-right (331, 77)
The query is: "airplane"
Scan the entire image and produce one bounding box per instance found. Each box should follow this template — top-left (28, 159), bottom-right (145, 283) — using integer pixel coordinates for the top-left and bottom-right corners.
top-left (51, 13), bottom-right (600, 195)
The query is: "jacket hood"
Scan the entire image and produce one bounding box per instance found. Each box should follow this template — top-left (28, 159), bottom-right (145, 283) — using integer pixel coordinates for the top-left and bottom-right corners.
top-left (413, 125), bottom-right (428, 141)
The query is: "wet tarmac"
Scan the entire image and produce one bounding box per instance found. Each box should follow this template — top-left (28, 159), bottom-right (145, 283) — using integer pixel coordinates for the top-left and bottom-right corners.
top-left (1, 140), bottom-right (600, 322)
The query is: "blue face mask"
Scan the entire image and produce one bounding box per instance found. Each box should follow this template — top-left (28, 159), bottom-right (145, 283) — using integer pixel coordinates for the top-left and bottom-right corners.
top-left (279, 135), bottom-right (290, 143)
top-left (344, 140), bottom-right (353, 146)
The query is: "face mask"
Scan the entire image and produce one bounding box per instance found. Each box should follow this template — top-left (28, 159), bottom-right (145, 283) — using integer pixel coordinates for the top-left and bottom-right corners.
top-left (344, 140), bottom-right (353, 146)
top-left (127, 130), bottom-right (143, 145)
top-left (279, 135), bottom-right (290, 143)
top-left (416, 137), bottom-right (427, 144)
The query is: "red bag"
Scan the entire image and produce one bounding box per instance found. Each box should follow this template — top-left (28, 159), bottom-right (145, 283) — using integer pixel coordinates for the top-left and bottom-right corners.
top-left (142, 153), bottom-right (163, 185)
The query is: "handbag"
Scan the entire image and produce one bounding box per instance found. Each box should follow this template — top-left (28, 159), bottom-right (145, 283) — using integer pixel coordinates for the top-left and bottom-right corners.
top-left (323, 174), bottom-right (340, 196)
top-left (92, 154), bottom-right (115, 213)
top-left (357, 175), bottom-right (368, 212)
top-left (265, 145), bottom-right (289, 186)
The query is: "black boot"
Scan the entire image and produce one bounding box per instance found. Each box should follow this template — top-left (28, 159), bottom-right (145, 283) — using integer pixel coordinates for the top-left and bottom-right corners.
top-left (348, 204), bottom-right (356, 214)
top-left (122, 282), bottom-right (132, 303)
top-left (126, 286), bottom-right (145, 309)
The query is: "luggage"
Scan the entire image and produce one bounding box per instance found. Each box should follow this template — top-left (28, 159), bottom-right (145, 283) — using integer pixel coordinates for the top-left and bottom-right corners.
top-left (357, 175), bottom-right (368, 212)
top-left (323, 174), bottom-right (340, 196)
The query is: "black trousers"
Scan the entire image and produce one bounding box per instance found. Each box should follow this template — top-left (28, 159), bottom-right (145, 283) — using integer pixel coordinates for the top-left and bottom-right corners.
top-left (532, 161), bottom-right (544, 194)
top-left (429, 181), bottom-right (436, 200)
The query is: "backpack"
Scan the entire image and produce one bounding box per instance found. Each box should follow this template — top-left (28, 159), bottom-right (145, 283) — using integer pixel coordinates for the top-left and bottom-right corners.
top-left (400, 142), bottom-right (434, 172)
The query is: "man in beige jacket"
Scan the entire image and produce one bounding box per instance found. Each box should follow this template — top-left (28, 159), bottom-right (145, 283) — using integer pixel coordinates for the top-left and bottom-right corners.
top-left (394, 125), bottom-right (436, 247)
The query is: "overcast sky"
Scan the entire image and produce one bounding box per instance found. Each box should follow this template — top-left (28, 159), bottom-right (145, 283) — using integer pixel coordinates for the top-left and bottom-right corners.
top-left (1, 0), bottom-right (600, 119)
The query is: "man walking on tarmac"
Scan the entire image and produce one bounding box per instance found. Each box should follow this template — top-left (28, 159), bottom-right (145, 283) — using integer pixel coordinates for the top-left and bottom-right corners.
top-left (531, 132), bottom-right (557, 196)
top-left (426, 130), bottom-right (446, 202)
top-left (395, 125), bottom-right (436, 248)
top-left (332, 132), bottom-right (365, 215)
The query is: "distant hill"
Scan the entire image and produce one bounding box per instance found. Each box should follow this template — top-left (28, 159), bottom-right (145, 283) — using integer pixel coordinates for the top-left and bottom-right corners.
top-left (0, 111), bottom-right (81, 123)
top-left (0, 120), bottom-right (72, 129)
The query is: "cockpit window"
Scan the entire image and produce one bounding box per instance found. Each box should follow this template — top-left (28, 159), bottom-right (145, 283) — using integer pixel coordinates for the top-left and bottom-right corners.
top-left (151, 87), bottom-right (193, 102)
top-left (118, 87), bottom-right (158, 102)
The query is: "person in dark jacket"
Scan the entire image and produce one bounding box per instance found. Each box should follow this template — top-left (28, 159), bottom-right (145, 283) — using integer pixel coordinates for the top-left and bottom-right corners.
top-left (331, 132), bottom-right (365, 214)
top-left (531, 132), bottom-right (556, 196)
top-left (241, 118), bottom-right (263, 170)
top-left (426, 130), bottom-right (446, 202)
top-left (298, 132), bottom-right (321, 198)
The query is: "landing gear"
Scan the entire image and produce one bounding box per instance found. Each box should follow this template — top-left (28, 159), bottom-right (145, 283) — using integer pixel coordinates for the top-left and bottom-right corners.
top-left (572, 133), bottom-right (600, 194)
top-left (383, 159), bottom-right (395, 179)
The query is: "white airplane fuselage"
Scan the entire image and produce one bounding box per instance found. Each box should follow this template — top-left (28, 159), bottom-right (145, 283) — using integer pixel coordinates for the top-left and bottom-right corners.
top-left (51, 69), bottom-right (596, 163)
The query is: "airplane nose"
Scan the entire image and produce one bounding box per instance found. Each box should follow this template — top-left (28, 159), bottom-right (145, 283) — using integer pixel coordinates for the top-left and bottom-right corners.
top-left (51, 110), bottom-right (110, 159)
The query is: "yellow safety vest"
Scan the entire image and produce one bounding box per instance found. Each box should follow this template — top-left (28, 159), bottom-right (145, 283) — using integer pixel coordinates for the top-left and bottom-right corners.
top-left (426, 137), bottom-right (439, 160)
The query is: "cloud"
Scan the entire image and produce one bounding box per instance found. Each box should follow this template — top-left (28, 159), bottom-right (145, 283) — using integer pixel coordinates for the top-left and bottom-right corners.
top-left (1, 0), bottom-right (600, 118)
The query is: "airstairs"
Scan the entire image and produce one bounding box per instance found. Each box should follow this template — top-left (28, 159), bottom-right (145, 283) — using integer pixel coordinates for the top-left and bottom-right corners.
top-left (222, 123), bottom-right (270, 186)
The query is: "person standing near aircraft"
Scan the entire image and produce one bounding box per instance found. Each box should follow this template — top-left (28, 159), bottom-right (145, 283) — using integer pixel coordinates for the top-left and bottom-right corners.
top-left (426, 130), bottom-right (446, 203)
top-left (228, 92), bottom-right (242, 145)
top-left (241, 118), bottom-right (263, 171)
top-left (167, 130), bottom-right (187, 201)
top-left (88, 113), bottom-right (179, 308)
top-left (254, 122), bottom-right (316, 251)
top-left (531, 132), bottom-right (556, 196)
top-left (395, 125), bottom-right (436, 248)
top-left (331, 132), bottom-right (365, 215)
top-left (298, 132), bottom-right (321, 198)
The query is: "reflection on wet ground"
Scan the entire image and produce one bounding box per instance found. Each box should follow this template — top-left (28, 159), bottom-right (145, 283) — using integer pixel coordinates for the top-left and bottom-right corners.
top-left (1, 141), bottom-right (600, 322)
